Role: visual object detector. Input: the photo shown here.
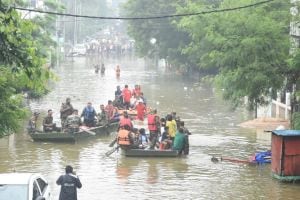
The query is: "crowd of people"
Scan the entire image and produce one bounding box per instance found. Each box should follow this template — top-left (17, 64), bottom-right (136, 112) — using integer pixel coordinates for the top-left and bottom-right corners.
top-left (27, 84), bottom-right (147, 133)
top-left (28, 84), bottom-right (190, 154)
top-left (116, 108), bottom-right (191, 155)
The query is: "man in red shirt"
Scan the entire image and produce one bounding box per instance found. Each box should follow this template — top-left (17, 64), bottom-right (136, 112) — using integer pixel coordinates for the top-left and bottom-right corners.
top-left (122, 85), bottom-right (132, 110)
top-left (135, 99), bottom-right (146, 121)
top-left (105, 100), bottom-right (114, 120)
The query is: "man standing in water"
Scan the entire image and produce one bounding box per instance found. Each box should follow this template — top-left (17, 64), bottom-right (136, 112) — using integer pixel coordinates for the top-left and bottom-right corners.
top-left (115, 65), bottom-right (120, 77)
top-left (57, 165), bottom-right (82, 200)
top-left (60, 98), bottom-right (74, 129)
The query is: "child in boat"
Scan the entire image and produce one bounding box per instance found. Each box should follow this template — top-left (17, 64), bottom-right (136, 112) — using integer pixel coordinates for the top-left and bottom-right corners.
top-left (138, 128), bottom-right (148, 149)
top-left (160, 126), bottom-right (172, 150)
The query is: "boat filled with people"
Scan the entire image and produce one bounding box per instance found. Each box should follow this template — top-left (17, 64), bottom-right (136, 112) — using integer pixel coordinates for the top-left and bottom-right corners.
top-left (105, 84), bottom-right (191, 157)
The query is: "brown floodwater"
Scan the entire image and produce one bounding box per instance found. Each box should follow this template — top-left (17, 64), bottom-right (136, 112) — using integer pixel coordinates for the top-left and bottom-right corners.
top-left (1, 56), bottom-right (299, 200)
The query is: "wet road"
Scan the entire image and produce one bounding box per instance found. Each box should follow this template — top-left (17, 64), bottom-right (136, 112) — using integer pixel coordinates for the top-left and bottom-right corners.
top-left (1, 56), bottom-right (299, 200)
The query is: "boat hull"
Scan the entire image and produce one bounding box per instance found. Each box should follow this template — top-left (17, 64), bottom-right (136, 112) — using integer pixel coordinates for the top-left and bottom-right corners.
top-left (29, 131), bottom-right (90, 143)
top-left (29, 123), bottom-right (118, 143)
top-left (90, 122), bottom-right (119, 136)
top-left (124, 149), bottom-right (178, 157)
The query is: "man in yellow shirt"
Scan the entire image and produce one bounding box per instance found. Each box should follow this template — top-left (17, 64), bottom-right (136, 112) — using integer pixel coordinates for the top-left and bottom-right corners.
top-left (166, 115), bottom-right (177, 142)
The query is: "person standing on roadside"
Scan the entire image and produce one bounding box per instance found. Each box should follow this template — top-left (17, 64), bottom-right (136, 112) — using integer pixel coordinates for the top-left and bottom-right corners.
top-left (57, 165), bottom-right (82, 200)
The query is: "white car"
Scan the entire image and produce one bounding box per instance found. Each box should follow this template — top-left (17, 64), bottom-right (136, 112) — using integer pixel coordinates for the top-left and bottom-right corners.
top-left (69, 44), bottom-right (87, 56)
top-left (0, 173), bottom-right (51, 200)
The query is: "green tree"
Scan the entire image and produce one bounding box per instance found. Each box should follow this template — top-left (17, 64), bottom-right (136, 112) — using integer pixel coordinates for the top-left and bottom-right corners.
top-left (61, 0), bottom-right (108, 44)
top-left (0, 1), bottom-right (51, 136)
top-left (123, 0), bottom-right (191, 69)
top-left (178, 0), bottom-right (291, 111)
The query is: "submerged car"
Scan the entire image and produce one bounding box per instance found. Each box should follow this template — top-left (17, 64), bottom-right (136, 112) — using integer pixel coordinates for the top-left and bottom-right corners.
top-left (0, 173), bottom-right (51, 200)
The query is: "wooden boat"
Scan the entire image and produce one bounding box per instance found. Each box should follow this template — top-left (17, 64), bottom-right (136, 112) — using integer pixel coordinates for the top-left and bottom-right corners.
top-left (29, 122), bottom-right (119, 142)
top-left (90, 122), bottom-right (119, 136)
top-left (29, 130), bottom-right (91, 143)
top-left (118, 107), bottom-right (152, 117)
top-left (123, 149), bottom-right (179, 157)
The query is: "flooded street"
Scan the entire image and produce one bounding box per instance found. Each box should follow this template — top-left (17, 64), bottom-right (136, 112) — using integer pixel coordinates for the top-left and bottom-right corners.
top-left (1, 56), bottom-right (299, 200)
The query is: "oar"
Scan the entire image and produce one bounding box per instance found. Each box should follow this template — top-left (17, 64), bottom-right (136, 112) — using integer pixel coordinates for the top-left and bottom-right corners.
top-left (105, 146), bottom-right (120, 157)
top-left (79, 127), bottom-right (96, 136)
top-left (109, 138), bottom-right (117, 147)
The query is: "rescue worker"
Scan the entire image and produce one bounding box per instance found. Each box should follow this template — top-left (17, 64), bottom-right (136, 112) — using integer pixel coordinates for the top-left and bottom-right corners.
top-left (97, 104), bottom-right (108, 126)
top-left (119, 111), bottom-right (133, 131)
top-left (43, 109), bottom-right (57, 132)
top-left (135, 99), bottom-right (146, 121)
top-left (65, 109), bottom-right (81, 133)
top-left (122, 84), bottom-right (132, 110)
top-left (179, 121), bottom-right (191, 155)
top-left (60, 98), bottom-right (74, 129)
top-left (56, 165), bottom-right (82, 200)
top-left (114, 85), bottom-right (123, 109)
top-left (117, 125), bottom-right (134, 150)
top-left (147, 109), bottom-right (160, 149)
top-left (173, 128), bottom-right (189, 155)
top-left (27, 111), bottom-right (40, 133)
top-left (105, 100), bottom-right (114, 120)
top-left (81, 102), bottom-right (97, 127)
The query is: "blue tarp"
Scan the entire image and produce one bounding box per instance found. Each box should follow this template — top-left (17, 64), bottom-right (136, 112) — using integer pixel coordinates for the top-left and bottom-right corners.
top-left (254, 151), bottom-right (271, 164)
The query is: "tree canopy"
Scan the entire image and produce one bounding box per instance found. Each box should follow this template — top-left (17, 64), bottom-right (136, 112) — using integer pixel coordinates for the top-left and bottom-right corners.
top-left (124, 0), bottom-right (300, 116)
top-left (0, 1), bottom-right (52, 135)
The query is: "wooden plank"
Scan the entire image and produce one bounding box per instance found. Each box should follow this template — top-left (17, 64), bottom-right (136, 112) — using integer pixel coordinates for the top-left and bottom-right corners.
top-left (284, 137), bottom-right (300, 155)
top-left (271, 134), bottom-right (283, 174)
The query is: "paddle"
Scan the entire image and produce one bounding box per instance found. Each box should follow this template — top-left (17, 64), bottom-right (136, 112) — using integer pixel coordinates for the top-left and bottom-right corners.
top-left (79, 127), bottom-right (96, 136)
top-left (105, 146), bottom-right (120, 157)
top-left (109, 138), bottom-right (117, 147)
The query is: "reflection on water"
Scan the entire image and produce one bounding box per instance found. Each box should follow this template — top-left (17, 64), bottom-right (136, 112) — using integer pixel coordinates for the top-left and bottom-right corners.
top-left (1, 57), bottom-right (300, 200)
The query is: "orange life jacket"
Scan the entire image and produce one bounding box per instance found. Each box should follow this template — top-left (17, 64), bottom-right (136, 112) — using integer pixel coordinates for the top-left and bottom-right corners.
top-left (147, 114), bottom-right (157, 131)
top-left (117, 129), bottom-right (131, 145)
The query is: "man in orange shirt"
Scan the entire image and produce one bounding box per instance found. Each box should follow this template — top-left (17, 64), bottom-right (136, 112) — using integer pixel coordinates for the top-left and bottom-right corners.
top-left (122, 85), bottom-right (132, 110)
top-left (135, 100), bottom-right (146, 121)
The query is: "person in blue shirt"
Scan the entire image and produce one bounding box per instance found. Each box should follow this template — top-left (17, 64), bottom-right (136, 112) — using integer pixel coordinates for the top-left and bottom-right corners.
top-left (81, 102), bottom-right (97, 127)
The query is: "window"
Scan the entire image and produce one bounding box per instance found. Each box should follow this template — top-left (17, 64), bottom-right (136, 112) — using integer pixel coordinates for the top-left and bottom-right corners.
top-left (0, 184), bottom-right (28, 200)
top-left (32, 181), bottom-right (41, 200)
top-left (36, 178), bottom-right (47, 194)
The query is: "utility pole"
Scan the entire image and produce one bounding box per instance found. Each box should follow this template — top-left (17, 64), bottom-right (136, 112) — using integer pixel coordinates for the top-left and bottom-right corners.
top-left (73, 0), bottom-right (77, 46)
top-left (56, 0), bottom-right (60, 67)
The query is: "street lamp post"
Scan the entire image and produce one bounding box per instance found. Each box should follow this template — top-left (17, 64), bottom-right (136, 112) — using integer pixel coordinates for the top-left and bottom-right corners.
top-left (150, 38), bottom-right (158, 67)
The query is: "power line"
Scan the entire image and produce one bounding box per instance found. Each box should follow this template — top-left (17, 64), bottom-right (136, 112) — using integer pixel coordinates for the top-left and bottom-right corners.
top-left (11, 0), bottom-right (275, 20)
